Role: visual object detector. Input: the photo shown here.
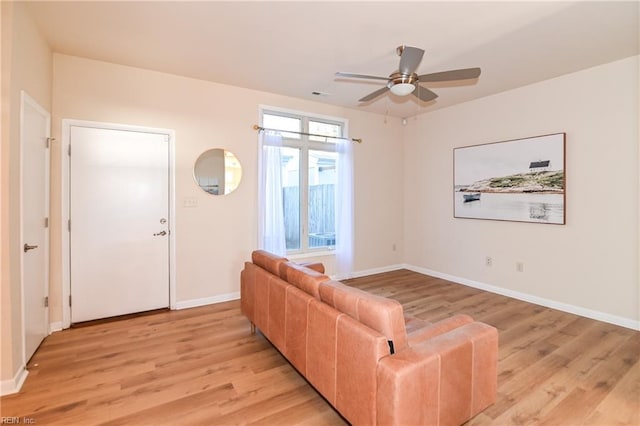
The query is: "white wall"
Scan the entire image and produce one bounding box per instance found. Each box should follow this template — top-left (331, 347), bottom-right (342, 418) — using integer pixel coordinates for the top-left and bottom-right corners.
top-left (50, 54), bottom-right (639, 330)
top-left (1, 0), bottom-right (52, 387)
top-left (49, 54), bottom-right (405, 321)
top-left (404, 56), bottom-right (639, 327)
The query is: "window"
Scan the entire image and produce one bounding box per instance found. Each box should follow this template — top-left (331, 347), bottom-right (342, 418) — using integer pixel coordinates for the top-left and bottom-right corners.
top-left (260, 109), bottom-right (348, 254)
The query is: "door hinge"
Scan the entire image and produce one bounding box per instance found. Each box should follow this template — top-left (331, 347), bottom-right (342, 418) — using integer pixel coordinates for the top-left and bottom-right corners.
top-left (69, 295), bottom-right (72, 307)
top-left (44, 217), bottom-right (49, 228)
top-left (46, 137), bottom-right (55, 148)
top-left (68, 219), bottom-right (71, 232)
top-left (68, 144), bottom-right (71, 156)
top-left (44, 296), bottom-right (49, 308)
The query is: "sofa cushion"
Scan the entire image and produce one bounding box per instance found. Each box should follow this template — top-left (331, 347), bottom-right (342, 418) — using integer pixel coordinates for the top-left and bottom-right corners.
top-left (298, 261), bottom-right (325, 274)
top-left (319, 280), bottom-right (408, 351)
top-left (252, 250), bottom-right (287, 276)
top-left (279, 261), bottom-right (329, 299)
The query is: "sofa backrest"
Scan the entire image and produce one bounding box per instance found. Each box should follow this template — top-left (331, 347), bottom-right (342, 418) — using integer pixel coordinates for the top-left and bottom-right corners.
top-left (251, 250), bottom-right (287, 276)
top-left (319, 280), bottom-right (408, 352)
top-left (279, 261), bottom-right (329, 299)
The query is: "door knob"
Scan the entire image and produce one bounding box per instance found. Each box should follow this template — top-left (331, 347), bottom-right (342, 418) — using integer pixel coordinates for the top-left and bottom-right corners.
top-left (153, 230), bottom-right (167, 236)
top-left (24, 243), bottom-right (39, 252)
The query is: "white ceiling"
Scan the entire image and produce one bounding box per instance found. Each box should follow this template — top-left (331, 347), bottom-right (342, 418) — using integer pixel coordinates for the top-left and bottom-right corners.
top-left (27, 1), bottom-right (639, 118)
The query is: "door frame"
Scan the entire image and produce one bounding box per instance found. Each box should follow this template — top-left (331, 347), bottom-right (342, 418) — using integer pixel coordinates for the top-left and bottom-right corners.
top-left (20, 91), bottom-right (50, 364)
top-left (61, 119), bottom-right (176, 329)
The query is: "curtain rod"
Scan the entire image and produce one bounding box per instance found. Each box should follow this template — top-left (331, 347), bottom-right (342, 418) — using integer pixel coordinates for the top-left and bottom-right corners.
top-left (253, 125), bottom-right (362, 144)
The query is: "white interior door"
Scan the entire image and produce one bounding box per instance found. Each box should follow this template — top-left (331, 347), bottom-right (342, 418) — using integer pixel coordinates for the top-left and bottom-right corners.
top-left (69, 126), bottom-right (169, 323)
top-left (21, 91), bottom-right (50, 362)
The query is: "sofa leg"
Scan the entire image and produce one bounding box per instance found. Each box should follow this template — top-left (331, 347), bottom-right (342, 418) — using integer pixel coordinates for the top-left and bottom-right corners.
top-left (250, 322), bottom-right (256, 335)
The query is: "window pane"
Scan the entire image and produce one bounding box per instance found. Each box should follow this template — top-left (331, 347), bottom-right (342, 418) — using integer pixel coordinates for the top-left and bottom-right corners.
top-left (281, 147), bottom-right (301, 251)
top-left (263, 113), bottom-right (301, 139)
top-left (308, 150), bottom-right (337, 248)
top-left (309, 120), bottom-right (342, 143)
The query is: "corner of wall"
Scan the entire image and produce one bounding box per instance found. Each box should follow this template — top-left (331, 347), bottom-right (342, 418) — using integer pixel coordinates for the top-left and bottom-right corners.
top-left (0, 365), bottom-right (28, 396)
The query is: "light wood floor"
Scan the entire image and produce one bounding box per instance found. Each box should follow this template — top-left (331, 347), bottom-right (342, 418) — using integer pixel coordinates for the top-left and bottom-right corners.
top-left (1, 270), bottom-right (638, 425)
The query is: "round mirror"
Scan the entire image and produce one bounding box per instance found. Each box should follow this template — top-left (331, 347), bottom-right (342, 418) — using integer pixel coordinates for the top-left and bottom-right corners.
top-left (193, 149), bottom-right (242, 195)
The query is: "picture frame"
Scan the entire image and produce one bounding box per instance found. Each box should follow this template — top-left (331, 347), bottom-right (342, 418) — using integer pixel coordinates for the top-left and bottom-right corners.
top-left (453, 133), bottom-right (566, 224)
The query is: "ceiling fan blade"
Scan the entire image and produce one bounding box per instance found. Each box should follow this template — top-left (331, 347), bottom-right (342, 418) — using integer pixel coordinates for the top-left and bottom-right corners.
top-left (335, 72), bottom-right (389, 81)
top-left (412, 86), bottom-right (438, 102)
top-left (398, 46), bottom-right (425, 75)
top-left (418, 67), bottom-right (481, 82)
top-left (358, 86), bottom-right (390, 102)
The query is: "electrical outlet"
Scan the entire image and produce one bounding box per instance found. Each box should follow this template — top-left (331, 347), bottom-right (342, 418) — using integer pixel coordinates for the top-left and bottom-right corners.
top-left (516, 262), bottom-right (524, 272)
top-left (486, 256), bottom-right (493, 267)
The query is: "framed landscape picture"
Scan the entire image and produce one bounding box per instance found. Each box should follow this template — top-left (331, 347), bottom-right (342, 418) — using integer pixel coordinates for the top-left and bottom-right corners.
top-left (453, 133), bottom-right (566, 224)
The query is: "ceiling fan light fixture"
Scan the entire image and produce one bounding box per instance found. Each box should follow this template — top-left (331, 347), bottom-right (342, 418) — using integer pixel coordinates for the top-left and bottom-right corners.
top-left (389, 82), bottom-right (415, 96)
top-left (388, 71), bottom-right (418, 97)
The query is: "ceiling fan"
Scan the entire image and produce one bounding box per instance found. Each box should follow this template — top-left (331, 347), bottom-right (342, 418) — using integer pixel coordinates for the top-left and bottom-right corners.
top-left (336, 45), bottom-right (481, 102)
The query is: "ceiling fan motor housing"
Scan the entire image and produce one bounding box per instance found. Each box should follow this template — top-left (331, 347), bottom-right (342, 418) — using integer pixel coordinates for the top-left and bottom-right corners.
top-left (387, 72), bottom-right (418, 89)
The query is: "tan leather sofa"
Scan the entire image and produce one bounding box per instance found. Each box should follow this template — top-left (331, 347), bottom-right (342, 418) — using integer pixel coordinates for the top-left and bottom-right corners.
top-left (241, 250), bottom-right (498, 425)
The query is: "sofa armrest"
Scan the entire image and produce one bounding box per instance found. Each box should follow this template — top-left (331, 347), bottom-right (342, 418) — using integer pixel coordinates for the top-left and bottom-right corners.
top-left (377, 322), bottom-right (498, 426)
top-left (407, 314), bottom-right (474, 346)
top-left (404, 314), bottom-right (430, 335)
top-left (240, 262), bottom-right (256, 322)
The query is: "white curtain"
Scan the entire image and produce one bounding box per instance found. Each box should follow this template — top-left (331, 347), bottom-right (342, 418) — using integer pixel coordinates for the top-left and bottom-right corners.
top-left (258, 131), bottom-right (286, 256)
top-left (335, 138), bottom-right (354, 279)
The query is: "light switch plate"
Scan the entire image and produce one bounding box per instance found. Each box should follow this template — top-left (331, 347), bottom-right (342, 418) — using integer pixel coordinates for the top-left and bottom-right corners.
top-left (183, 197), bottom-right (198, 208)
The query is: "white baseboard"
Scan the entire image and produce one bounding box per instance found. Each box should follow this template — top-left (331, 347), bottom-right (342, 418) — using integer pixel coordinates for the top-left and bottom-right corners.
top-left (405, 264), bottom-right (640, 331)
top-left (0, 366), bottom-right (28, 396)
top-left (333, 264), bottom-right (405, 281)
top-left (49, 321), bottom-right (63, 334)
top-left (174, 292), bottom-right (240, 310)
